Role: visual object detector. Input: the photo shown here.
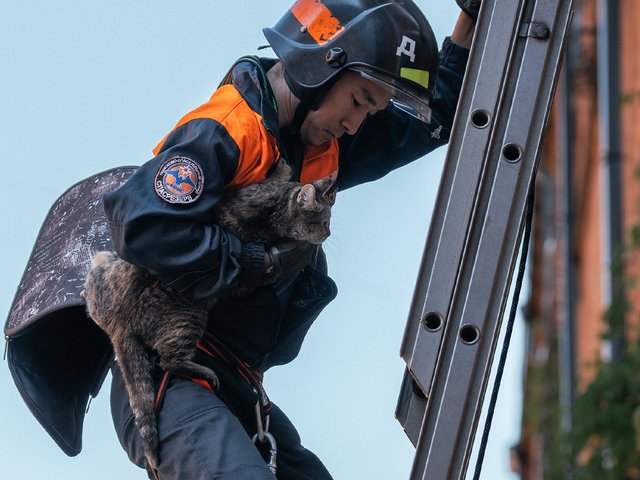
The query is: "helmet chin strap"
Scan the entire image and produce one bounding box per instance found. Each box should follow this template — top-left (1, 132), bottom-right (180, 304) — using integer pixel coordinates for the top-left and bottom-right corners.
top-left (283, 68), bottom-right (340, 132)
top-left (279, 69), bottom-right (341, 181)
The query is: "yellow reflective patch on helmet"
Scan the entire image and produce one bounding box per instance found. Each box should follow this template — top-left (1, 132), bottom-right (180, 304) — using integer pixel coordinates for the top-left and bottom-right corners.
top-left (400, 67), bottom-right (430, 88)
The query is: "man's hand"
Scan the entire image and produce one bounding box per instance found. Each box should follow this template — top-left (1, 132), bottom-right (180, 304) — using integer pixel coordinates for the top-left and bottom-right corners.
top-left (262, 242), bottom-right (315, 285)
top-left (456, 0), bottom-right (481, 22)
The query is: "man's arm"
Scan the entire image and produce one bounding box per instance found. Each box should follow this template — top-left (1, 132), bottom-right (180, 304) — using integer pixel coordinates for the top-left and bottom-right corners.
top-left (336, 38), bottom-right (471, 190)
top-left (103, 116), bottom-right (267, 304)
top-left (451, 11), bottom-right (476, 49)
top-left (335, 8), bottom-right (476, 191)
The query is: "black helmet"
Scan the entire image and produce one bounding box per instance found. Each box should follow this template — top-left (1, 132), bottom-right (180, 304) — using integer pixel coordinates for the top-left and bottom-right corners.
top-left (263, 0), bottom-right (439, 123)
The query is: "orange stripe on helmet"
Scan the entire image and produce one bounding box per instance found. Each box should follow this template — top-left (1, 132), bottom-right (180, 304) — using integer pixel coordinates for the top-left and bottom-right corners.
top-left (291, 0), bottom-right (344, 45)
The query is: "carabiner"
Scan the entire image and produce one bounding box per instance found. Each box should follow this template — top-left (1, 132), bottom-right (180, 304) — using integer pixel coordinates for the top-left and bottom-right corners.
top-left (253, 431), bottom-right (277, 475)
top-left (254, 400), bottom-right (270, 443)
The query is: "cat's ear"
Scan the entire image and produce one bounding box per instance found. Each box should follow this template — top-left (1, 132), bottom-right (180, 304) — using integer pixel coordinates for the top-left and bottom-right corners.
top-left (312, 177), bottom-right (334, 196)
top-left (297, 184), bottom-right (322, 211)
top-left (265, 158), bottom-right (292, 182)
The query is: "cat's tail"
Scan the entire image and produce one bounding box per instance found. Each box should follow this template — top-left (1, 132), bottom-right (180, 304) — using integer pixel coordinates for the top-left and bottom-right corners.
top-left (114, 336), bottom-right (160, 471)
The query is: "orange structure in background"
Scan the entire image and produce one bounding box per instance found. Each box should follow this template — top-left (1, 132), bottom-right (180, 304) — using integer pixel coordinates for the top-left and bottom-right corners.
top-left (513, 1), bottom-right (640, 478)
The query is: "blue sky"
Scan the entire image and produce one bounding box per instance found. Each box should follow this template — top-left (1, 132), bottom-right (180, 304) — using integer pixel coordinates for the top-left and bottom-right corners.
top-left (0, 1), bottom-right (523, 478)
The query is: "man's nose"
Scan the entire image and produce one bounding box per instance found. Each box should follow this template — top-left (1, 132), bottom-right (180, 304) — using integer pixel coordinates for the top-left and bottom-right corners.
top-left (341, 109), bottom-right (368, 135)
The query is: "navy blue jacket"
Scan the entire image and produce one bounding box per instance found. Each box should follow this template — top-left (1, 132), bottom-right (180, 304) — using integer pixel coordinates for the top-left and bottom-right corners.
top-left (103, 38), bottom-right (468, 370)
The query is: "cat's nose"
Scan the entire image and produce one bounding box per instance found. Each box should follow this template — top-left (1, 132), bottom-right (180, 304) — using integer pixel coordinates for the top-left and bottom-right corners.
top-left (323, 222), bottom-right (331, 236)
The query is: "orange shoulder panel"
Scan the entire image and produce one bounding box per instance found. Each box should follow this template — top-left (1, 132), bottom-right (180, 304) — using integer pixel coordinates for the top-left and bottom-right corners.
top-left (153, 84), bottom-right (280, 189)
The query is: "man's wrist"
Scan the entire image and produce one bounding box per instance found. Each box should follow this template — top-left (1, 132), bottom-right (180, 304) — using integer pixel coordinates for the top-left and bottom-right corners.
top-left (450, 11), bottom-right (476, 49)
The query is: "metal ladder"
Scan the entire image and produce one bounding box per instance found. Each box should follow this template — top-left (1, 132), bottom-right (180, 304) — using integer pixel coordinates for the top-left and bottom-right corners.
top-left (396, 0), bottom-right (574, 478)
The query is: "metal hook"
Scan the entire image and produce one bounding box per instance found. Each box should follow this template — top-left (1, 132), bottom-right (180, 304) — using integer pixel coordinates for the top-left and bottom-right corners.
top-left (253, 431), bottom-right (277, 475)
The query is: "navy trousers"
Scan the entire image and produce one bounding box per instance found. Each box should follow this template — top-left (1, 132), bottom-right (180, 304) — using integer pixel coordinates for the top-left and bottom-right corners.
top-left (110, 364), bottom-right (333, 479)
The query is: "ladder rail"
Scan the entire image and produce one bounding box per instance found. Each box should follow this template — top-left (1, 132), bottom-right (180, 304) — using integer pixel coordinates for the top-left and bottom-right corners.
top-left (397, 0), bottom-right (574, 478)
top-left (399, 0), bottom-right (525, 396)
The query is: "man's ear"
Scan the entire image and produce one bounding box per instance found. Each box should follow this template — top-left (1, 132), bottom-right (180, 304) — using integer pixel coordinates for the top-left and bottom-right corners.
top-left (297, 184), bottom-right (320, 211)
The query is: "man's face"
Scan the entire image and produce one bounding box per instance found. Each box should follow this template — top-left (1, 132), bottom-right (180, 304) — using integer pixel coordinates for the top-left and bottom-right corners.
top-left (299, 71), bottom-right (392, 146)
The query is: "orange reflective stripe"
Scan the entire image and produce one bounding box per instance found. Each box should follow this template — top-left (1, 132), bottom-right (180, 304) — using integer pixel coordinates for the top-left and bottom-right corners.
top-left (154, 371), bottom-right (170, 411)
top-left (152, 84), bottom-right (280, 189)
top-left (300, 139), bottom-right (339, 183)
top-left (191, 378), bottom-right (215, 393)
top-left (291, 0), bottom-right (344, 45)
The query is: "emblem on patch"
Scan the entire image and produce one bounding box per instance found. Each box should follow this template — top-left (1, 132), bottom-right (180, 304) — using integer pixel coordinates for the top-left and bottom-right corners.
top-left (154, 156), bottom-right (204, 204)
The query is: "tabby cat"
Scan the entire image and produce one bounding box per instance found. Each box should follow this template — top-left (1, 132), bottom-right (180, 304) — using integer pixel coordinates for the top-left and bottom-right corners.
top-left (82, 160), bottom-right (332, 470)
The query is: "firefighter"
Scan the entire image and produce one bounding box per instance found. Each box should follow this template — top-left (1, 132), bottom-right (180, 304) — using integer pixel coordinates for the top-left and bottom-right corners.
top-left (104, 0), bottom-right (477, 478)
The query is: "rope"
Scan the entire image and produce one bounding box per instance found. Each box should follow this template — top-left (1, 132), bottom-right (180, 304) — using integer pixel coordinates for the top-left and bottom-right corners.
top-left (472, 178), bottom-right (536, 479)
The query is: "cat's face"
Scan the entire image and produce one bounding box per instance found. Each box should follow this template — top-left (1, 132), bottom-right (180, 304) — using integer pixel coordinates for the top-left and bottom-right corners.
top-left (290, 177), bottom-right (333, 244)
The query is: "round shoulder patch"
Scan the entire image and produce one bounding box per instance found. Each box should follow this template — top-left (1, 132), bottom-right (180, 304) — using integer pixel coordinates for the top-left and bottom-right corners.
top-left (154, 156), bottom-right (204, 204)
